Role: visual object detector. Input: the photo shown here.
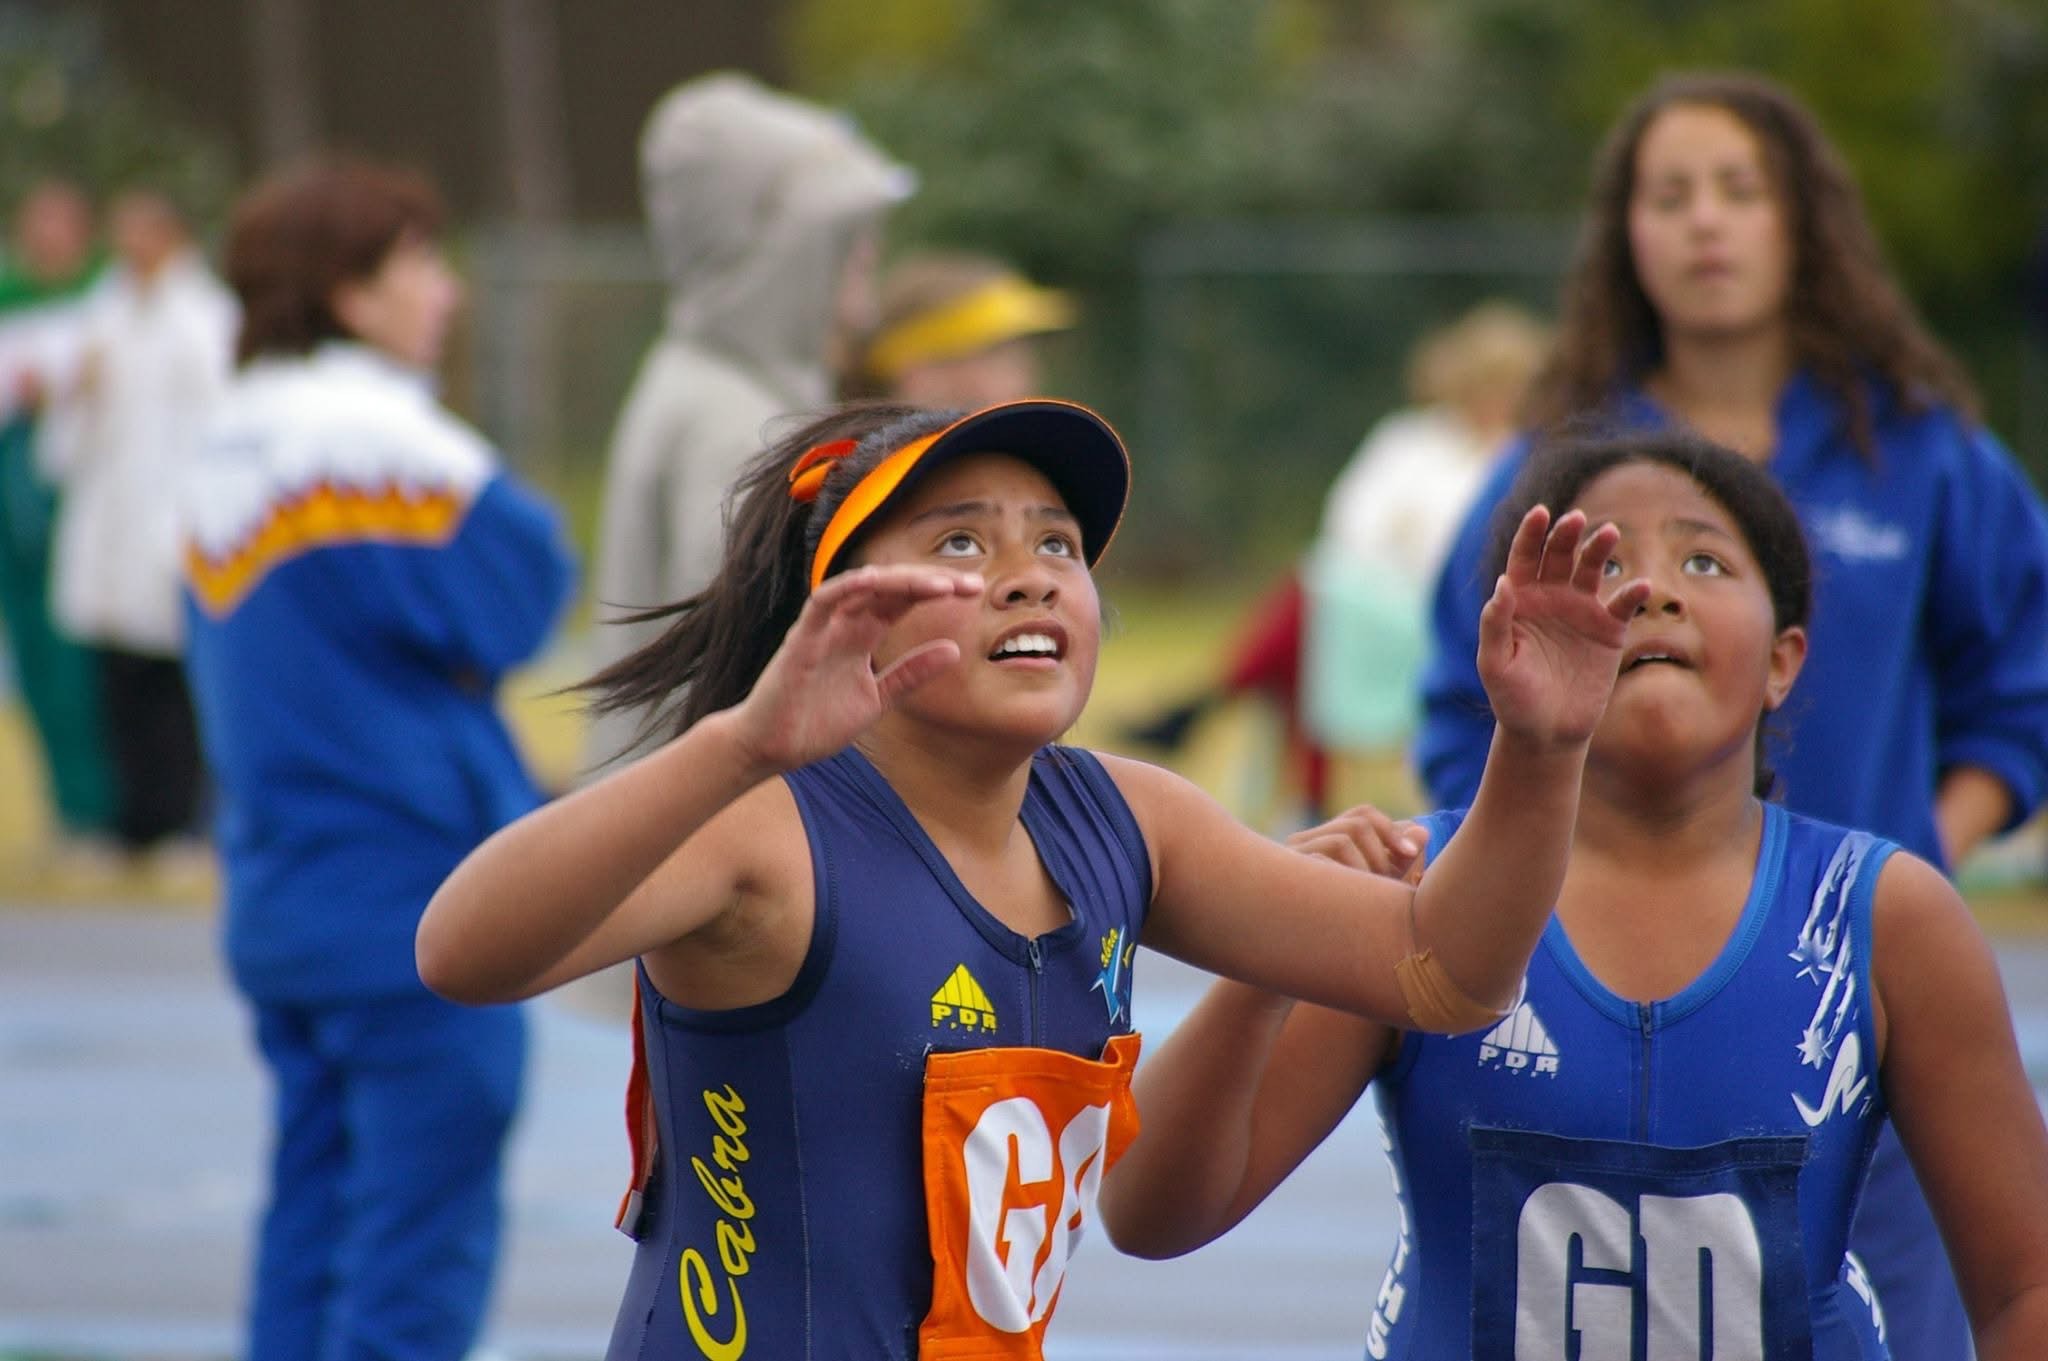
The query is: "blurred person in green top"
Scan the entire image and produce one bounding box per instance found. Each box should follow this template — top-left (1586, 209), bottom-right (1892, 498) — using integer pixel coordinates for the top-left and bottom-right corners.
top-left (0, 178), bottom-right (116, 867)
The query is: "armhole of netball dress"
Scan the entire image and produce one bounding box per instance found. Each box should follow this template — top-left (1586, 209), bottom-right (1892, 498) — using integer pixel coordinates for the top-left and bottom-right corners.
top-left (613, 765), bottom-right (841, 1238)
top-left (1846, 831), bottom-right (1897, 1124)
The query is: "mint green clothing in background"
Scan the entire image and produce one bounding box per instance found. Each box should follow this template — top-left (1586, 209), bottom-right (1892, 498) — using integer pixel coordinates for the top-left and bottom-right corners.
top-left (0, 262), bottom-right (114, 836)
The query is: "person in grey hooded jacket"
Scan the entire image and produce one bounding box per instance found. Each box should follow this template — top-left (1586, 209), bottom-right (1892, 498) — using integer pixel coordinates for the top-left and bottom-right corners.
top-left (586, 71), bottom-right (911, 770)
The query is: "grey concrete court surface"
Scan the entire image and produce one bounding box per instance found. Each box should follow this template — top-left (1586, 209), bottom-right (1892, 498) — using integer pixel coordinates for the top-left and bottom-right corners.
top-left (3, 907), bottom-right (2045, 1360)
top-left (0, 910), bottom-right (1399, 1360)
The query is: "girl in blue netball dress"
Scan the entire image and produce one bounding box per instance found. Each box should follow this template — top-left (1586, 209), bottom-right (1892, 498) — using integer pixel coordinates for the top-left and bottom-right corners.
top-left (1415, 72), bottom-right (2048, 1358)
top-left (1099, 429), bottom-right (2048, 1359)
top-left (416, 396), bottom-right (1647, 1359)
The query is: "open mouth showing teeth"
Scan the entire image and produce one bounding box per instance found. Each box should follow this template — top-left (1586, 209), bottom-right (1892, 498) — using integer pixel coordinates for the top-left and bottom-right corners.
top-left (1624, 653), bottom-right (1687, 672)
top-left (991, 632), bottom-right (1061, 661)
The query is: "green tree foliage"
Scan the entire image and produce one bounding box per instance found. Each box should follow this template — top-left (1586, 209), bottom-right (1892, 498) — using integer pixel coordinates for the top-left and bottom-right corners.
top-left (0, 4), bottom-right (236, 233)
top-left (785, 0), bottom-right (1359, 566)
top-left (1371, 0), bottom-right (2048, 483)
top-left (1450, 0), bottom-right (2044, 292)
top-left (785, 0), bottom-right (2048, 571)
top-left (786, 0), bottom-right (1335, 285)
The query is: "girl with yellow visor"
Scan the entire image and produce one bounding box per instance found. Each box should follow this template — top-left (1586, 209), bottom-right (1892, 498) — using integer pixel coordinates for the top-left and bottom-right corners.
top-left (854, 252), bottom-right (1075, 409)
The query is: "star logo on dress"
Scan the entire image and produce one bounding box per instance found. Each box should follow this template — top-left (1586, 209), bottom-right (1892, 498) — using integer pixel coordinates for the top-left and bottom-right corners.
top-left (1090, 926), bottom-right (1136, 1025)
top-left (1789, 835), bottom-right (1870, 1076)
top-left (1794, 1031), bottom-right (1871, 1128)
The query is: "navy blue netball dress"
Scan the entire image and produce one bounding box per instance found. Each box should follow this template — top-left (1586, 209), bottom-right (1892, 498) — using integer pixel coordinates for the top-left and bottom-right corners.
top-left (607, 744), bottom-right (1151, 1360)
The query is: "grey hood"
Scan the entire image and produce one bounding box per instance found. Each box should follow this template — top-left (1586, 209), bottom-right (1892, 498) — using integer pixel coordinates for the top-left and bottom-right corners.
top-left (639, 71), bottom-right (913, 408)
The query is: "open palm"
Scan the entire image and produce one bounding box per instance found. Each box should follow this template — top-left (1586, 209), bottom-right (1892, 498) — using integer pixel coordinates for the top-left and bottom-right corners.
top-left (1477, 507), bottom-right (1650, 748)
top-left (733, 565), bottom-right (983, 771)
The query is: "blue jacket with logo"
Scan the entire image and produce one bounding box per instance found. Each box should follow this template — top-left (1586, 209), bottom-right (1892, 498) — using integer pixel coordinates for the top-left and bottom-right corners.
top-left (182, 344), bottom-right (576, 1003)
top-left (1416, 373), bottom-right (2048, 870)
top-left (605, 744), bottom-right (1151, 1360)
top-left (1366, 803), bottom-right (1896, 1360)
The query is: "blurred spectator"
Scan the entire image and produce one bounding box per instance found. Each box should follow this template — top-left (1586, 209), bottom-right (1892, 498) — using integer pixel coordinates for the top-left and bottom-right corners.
top-left (1123, 303), bottom-right (1545, 823)
top-left (0, 178), bottom-right (117, 868)
top-left (848, 249), bottom-right (1074, 405)
top-left (1122, 570), bottom-right (1328, 817)
top-left (42, 188), bottom-right (234, 871)
top-left (1303, 300), bottom-right (1548, 753)
top-left (586, 72), bottom-right (911, 768)
top-left (181, 157), bottom-right (575, 1361)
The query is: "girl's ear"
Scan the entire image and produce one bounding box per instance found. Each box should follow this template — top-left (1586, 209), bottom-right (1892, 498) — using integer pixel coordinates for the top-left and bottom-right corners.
top-left (1762, 625), bottom-right (1807, 712)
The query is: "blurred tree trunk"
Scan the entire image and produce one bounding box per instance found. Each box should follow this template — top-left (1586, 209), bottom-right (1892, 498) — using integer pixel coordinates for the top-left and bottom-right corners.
top-left (493, 0), bottom-right (572, 224)
top-left (488, 0), bottom-right (573, 468)
top-left (243, 0), bottom-right (319, 168)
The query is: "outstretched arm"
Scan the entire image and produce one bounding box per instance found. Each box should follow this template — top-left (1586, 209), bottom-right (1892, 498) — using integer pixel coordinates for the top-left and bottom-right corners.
top-left (1412, 504), bottom-right (1649, 1010)
top-left (416, 564), bottom-right (983, 1003)
top-left (1127, 506), bottom-right (1646, 1026)
top-left (1102, 812), bottom-right (1421, 1259)
top-left (1102, 984), bottom-right (1393, 1259)
top-left (1875, 853), bottom-right (2048, 1357)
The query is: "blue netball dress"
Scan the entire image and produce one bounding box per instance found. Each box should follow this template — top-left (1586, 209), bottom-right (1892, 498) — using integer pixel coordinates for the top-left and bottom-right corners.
top-left (1367, 802), bottom-right (1897, 1360)
top-left (605, 744), bottom-right (1151, 1361)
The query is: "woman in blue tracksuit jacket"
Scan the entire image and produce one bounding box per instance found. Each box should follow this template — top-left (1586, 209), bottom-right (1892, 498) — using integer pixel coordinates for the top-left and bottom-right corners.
top-left (181, 159), bottom-right (576, 1361)
top-left (1412, 72), bottom-right (2048, 1360)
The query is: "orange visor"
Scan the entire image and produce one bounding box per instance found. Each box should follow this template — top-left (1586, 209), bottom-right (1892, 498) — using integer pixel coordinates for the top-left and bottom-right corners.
top-left (806, 398), bottom-right (1131, 591)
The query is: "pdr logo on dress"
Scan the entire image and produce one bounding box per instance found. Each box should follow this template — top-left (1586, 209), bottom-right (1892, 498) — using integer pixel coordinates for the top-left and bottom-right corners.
top-left (931, 965), bottom-right (998, 1032)
top-left (1477, 1001), bottom-right (1560, 1075)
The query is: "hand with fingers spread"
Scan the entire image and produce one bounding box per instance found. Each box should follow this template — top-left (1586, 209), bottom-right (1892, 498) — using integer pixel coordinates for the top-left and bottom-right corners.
top-left (1478, 506), bottom-right (1650, 749)
top-left (731, 564), bottom-right (984, 770)
top-left (1284, 805), bottom-right (1430, 886)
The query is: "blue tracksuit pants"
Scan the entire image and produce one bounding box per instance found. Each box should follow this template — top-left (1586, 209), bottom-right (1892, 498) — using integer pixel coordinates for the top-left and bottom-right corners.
top-left (244, 990), bottom-right (524, 1361)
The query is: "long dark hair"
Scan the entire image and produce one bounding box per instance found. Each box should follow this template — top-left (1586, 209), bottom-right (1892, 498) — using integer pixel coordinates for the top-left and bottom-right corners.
top-left (1488, 426), bottom-right (1812, 797)
top-left (1526, 70), bottom-right (1978, 456)
top-left (582, 402), bottom-right (961, 747)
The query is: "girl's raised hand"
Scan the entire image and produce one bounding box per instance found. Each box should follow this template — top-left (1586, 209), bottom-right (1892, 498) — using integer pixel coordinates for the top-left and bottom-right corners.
top-left (1477, 506), bottom-right (1650, 749)
top-left (731, 564), bottom-right (983, 771)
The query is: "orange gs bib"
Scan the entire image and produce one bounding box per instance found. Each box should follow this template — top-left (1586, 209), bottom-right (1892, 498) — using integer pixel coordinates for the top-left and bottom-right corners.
top-left (917, 1034), bottom-right (1142, 1360)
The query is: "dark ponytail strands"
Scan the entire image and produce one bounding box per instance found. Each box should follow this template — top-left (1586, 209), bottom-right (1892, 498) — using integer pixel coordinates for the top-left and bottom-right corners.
top-left (580, 402), bottom-right (960, 750)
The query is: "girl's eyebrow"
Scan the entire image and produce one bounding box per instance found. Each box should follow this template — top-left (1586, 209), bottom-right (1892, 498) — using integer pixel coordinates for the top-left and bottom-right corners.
top-left (906, 500), bottom-right (1080, 528)
top-left (1583, 513), bottom-right (1734, 542)
top-left (1669, 516), bottom-right (1737, 541)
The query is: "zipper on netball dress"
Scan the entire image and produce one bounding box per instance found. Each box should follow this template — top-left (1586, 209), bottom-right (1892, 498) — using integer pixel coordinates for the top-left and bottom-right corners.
top-left (1636, 1002), bottom-right (1654, 1141)
top-left (1027, 937), bottom-right (1045, 1046)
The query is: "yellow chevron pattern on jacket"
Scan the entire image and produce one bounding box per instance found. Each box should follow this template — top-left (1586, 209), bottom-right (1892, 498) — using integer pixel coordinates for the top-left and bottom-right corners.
top-left (186, 479), bottom-right (468, 617)
top-left (930, 964), bottom-right (998, 1032)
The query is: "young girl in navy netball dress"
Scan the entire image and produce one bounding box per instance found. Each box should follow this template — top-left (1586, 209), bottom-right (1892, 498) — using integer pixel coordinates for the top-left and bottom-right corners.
top-left (416, 397), bottom-right (1648, 1358)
